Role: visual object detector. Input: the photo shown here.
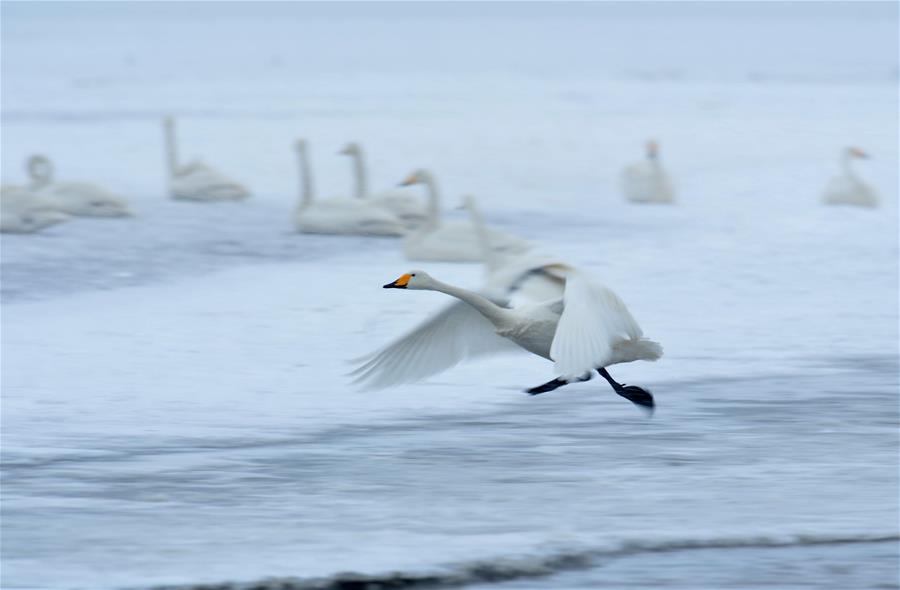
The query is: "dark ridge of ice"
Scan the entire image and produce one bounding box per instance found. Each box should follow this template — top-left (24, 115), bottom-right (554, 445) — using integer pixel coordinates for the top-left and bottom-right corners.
top-left (146, 534), bottom-right (899, 590)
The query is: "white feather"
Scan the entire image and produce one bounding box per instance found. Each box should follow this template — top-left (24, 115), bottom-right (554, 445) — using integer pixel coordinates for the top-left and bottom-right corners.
top-left (550, 271), bottom-right (643, 379)
top-left (351, 299), bottom-right (519, 389)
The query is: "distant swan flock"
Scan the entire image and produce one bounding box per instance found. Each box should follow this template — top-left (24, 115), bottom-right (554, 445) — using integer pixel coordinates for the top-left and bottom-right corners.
top-left (1, 120), bottom-right (882, 235)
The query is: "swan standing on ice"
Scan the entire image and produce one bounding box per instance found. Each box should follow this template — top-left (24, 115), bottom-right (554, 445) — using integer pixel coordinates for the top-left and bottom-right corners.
top-left (822, 147), bottom-right (878, 208)
top-left (1, 184), bottom-right (70, 233)
top-left (293, 139), bottom-right (406, 236)
top-left (338, 142), bottom-right (426, 226)
top-left (163, 116), bottom-right (250, 201)
top-left (399, 170), bottom-right (531, 262)
top-left (621, 140), bottom-right (675, 204)
top-left (353, 269), bottom-right (662, 412)
top-left (26, 155), bottom-right (132, 217)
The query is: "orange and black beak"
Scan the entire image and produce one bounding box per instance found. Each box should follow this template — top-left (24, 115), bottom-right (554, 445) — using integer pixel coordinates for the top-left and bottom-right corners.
top-left (398, 173), bottom-right (418, 187)
top-left (383, 273), bottom-right (412, 289)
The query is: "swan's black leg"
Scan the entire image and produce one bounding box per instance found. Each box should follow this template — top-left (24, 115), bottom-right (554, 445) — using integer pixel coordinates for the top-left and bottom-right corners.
top-left (597, 367), bottom-right (655, 413)
top-left (526, 373), bottom-right (592, 396)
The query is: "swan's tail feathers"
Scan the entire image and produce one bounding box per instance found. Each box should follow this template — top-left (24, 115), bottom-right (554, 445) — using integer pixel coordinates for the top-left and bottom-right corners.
top-left (611, 338), bottom-right (664, 364)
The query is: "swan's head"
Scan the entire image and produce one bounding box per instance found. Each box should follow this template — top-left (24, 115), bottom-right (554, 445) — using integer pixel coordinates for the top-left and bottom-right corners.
top-left (338, 142), bottom-right (360, 156)
top-left (645, 140), bottom-right (660, 159)
top-left (294, 139), bottom-right (308, 153)
top-left (399, 169), bottom-right (432, 187)
top-left (383, 270), bottom-right (433, 290)
top-left (846, 146), bottom-right (869, 160)
top-left (26, 154), bottom-right (54, 188)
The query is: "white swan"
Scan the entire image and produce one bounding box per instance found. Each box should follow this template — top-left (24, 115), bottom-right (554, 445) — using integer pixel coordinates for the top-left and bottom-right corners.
top-left (293, 139), bottom-right (406, 236)
top-left (400, 170), bottom-right (531, 262)
top-left (26, 155), bottom-right (132, 217)
top-left (352, 269), bottom-right (663, 412)
top-left (1, 184), bottom-right (70, 233)
top-left (621, 140), bottom-right (675, 204)
top-left (339, 142), bottom-right (426, 226)
top-left (822, 147), bottom-right (878, 208)
top-left (163, 116), bottom-right (250, 201)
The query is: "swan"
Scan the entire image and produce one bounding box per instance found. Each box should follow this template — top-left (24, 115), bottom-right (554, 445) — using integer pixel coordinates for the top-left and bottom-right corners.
top-left (822, 147), bottom-right (878, 208)
top-left (1, 184), bottom-right (70, 233)
top-left (338, 142), bottom-right (427, 225)
top-left (26, 155), bottom-right (132, 217)
top-left (352, 269), bottom-right (663, 412)
top-left (293, 139), bottom-right (406, 236)
top-left (621, 140), bottom-right (675, 204)
top-left (163, 116), bottom-right (250, 201)
top-left (399, 170), bottom-right (531, 262)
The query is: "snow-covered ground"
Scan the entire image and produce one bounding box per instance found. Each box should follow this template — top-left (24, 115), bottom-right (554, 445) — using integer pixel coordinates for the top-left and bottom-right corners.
top-left (2, 3), bottom-right (898, 589)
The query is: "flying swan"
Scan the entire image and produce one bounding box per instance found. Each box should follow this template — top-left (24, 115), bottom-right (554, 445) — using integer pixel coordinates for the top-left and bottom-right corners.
top-left (822, 147), bottom-right (878, 208)
top-left (293, 139), bottom-right (406, 236)
top-left (26, 155), bottom-right (132, 217)
top-left (352, 269), bottom-right (663, 412)
top-left (1, 184), bottom-right (70, 233)
top-left (163, 116), bottom-right (250, 201)
top-left (621, 140), bottom-right (675, 204)
top-left (399, 169), bottom-right (531, 262)
top-left (338, 142), bottom-right (427, 226)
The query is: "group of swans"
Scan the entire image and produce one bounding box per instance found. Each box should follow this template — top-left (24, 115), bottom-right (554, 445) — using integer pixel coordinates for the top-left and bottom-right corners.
top-left (293, 139), bottom-right (531, 262)
top-left (1, 155), bottom-right (133, 233)
top-left (620, 142), bottom-right (879, 208)
top-left (352, 204), bottom-right (663, 412)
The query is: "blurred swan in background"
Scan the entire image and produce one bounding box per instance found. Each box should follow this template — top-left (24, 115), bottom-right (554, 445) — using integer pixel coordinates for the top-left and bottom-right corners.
top-left (163, 116), bottom-right (250, 201)
top-left (26, 155), bottom-right (132, 217)
top-left (822, 147), bottom-right (878, 208)
top-left (1, 184), bottom-right (70, 233)
top-left (353, 269), bottom-right (662, 412)
top-left (293, 139), bottom-right (406, 236)
top-left (461, 194), bottom-right (571, 303)
top-left (621, 140), bottom-right (675, 204)
top-left (339, 142), bottom-right (426, 226)
top-left (400, 170), bottom-right (530, 262)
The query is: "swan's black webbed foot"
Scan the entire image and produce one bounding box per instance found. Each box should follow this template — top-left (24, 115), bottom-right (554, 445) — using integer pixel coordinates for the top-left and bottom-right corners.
top-left (526, 378), bottom-right (568, 395)
top-left (615, 385), bottom-right (655, 413)
top-left (526, 373), bottom-right (591, 396)
top-left (597, 367), bottom-right (655, 414)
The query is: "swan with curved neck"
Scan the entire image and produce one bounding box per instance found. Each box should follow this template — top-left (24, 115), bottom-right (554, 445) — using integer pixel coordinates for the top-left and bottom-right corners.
top-left (338, 142), bottom-right (427, 226)
top-left (621, 139), bottom-right (675, 204)
top-left (354, 269), bottom-right (662, 412)
top-left (398, 170), bottom-right (530, 262)
top-left (26, 155), bottom-right (132, 217)
top-left (822, 147), bottom-right (878, 208)
top-left (293, 139), bottom-right (406, 236)
top-left (1, 184), bottom-right (70, 233)
top-left (163, 116), bottom-right (250, 201)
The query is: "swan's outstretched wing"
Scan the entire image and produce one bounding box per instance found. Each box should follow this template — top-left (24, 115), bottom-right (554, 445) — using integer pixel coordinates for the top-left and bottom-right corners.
top-left (549, 271), bottom-right (643, 378)
top-left (351, 299), bottom-right (520, 389)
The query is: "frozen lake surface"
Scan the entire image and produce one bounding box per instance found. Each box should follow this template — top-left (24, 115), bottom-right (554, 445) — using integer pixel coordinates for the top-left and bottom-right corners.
top-left (2, 3), bottom-right (898, 589)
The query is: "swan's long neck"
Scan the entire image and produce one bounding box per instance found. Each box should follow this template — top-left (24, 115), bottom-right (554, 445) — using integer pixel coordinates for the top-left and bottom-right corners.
top-left (422, 173), bottom-right (441, 230)
top-left (350, 149), bottom-right (369, 199)
top-left (465, 198), bottom-right (502, 272)
top-left (429, 279), bottom-right (511, 327)
top-left (297, 147), bottom-right (314, 208)
top-left (841, 152), bottom-right (858, 181)
top-left (163, 118), bottom-right (179, 177)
